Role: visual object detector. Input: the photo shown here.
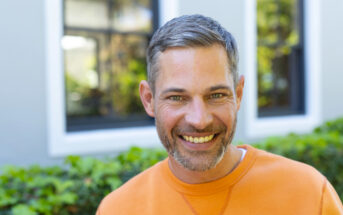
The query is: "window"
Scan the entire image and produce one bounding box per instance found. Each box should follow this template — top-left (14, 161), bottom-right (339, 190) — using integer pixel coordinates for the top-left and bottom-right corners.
top-left (46, 0), bottom-right (178, 156)
top-left (244, 0), bottom-right (320, 138)
top-left (257, 0), bottom-right (305, 117)
top-left (63, 0), bottom-right (159, 131)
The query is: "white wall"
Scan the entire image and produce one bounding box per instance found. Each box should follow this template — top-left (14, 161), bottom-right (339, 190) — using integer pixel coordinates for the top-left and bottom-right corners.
top-left (321, 0), bottom-right (343, 121)
top-left (0, 0), bottom-right (343, 166)
top-left (0, 0), bottom-right (61, 166)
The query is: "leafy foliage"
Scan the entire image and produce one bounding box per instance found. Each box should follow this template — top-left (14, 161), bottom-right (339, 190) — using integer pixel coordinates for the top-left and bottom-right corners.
top-left (0, 148), bottom-right (167, 215)
top-left (314, 117), bottom-right (343, 135)
top-left (257, 0), bottom-right (300, 108)
top-left (253, 117), bottom-right (343, 200)
top-left (1, 118), bottom-right (343, 214)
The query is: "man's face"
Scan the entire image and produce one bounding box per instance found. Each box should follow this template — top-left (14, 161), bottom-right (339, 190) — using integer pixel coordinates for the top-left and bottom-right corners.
top-left (141, 45), bottom-right (243, 171)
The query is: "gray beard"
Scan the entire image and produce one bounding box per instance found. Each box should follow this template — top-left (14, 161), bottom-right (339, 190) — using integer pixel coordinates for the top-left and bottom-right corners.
top-left (172, 135), bottom-right (228, 171)
top-left (156, 117), bottom-right (237, 172)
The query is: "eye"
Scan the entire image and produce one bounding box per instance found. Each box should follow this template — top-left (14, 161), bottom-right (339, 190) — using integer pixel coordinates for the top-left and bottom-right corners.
top-left (210, 93), bottom-right (224, 99)
top-left (168, 95), bottom-right (183, 101)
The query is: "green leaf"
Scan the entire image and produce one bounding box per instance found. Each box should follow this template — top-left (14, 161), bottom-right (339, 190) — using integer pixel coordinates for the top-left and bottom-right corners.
top-left (12, 204), bottom-right (37, 215)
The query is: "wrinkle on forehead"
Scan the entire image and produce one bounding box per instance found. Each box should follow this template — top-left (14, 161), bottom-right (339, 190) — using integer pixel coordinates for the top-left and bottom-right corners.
top-left (156, 45), bottom-right (234, 96)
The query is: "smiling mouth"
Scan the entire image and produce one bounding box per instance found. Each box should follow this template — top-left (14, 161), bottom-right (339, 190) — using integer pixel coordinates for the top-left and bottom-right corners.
top-left (180, 134), bottom-right (216, 144)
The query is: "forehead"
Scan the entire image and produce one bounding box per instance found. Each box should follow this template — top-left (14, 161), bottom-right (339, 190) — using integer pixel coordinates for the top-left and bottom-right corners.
top-left (155, 45), bottom-right (233, 92)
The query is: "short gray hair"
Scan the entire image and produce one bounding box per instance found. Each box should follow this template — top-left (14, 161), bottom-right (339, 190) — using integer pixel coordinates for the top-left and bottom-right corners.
top-left (146, 14), bottom-right (239, 93)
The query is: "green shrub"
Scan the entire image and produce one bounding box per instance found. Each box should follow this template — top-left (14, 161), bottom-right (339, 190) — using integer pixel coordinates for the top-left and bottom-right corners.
top-left (314, 117), bottom-right (343, 135)
top-left (0, 147), bottom-right (167, 215)
top-left (253, 117), bottom-right (343, 200)
top-left (1, 117), bottom-right (343, 214)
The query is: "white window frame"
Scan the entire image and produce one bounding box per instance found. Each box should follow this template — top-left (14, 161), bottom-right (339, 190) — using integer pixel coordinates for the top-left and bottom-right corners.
top-left (45, 0), bottom-right (179, 156)
top-left (244, 0), bottom-right (321, 138)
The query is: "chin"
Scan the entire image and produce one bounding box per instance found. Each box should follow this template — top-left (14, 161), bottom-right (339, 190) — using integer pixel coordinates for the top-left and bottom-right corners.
top-left (172, 137), bottom-right (228, 172)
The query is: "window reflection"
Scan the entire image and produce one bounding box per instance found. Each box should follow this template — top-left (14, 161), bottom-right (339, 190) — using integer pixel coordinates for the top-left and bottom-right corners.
top-left (257, 0), bottom-right (305, 117)
top-left (111, 0), bottom-right (152, 32)
top-left (65, 0), bottom-right (109, 29)
top-left (63, 0), bottom-right (156, 131)
top-left (63, 35), bottom-right (102, 118)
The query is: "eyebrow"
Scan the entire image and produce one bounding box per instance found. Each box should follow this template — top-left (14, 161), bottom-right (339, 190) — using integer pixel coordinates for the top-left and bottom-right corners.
top-left (208, 85), bottom-right (232, 92)
top-left (161, 85), bottom-right (232, 95)
top-left (161, 88), bottom-right (186, 95)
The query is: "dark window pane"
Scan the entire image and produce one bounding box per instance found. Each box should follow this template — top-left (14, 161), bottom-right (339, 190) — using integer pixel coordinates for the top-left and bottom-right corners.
top-left (105, 34), bottom-right (148, 115)
top-left (63, 35), bottom-right (99, 117)
top-left (63, 0), bottom-right (157, 131)
top-left (257, 0), bottom-right (305, 117)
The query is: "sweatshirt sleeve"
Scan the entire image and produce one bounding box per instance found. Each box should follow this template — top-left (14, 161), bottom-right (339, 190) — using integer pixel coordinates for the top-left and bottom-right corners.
top-left (95, 208), bottom-right (101, 215)
top-left (95, 201), bottom-right (103, 215)
top-left (321, 180), bottom-right (343, 215)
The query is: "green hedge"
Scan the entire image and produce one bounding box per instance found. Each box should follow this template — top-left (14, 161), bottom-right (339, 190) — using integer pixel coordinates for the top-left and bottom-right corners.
top-left (314, 117), bottom-right (343, 134)
top-left (1, 118), bottom-right (342, 214)
top-left (252, 117), bottom-right (343, 200)
top-left (0, 148), bottom-right (167, 215)
top-left (253, 132), bottom-right (343, 200)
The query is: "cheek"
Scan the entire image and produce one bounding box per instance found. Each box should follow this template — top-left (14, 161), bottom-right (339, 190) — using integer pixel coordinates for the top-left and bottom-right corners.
top-left (156, 104), bottom-right (184, 131)
top-left (213, 104), bottom-right (237, 126)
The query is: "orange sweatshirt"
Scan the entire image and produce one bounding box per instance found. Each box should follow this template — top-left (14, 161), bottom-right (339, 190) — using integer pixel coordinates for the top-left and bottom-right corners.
top-left (96, 145), bottom-right (343, 215)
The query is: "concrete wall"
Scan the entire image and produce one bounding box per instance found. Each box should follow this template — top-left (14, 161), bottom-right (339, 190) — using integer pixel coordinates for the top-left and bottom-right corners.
top-left (0, 0), bottom-right (62, 167)
top-left (321, 0), bottom-right (343, 121)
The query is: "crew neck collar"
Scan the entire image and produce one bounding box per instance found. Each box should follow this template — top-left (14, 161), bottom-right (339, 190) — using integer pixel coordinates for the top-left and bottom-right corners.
top-left (160, 144), bottom-right (258, 196)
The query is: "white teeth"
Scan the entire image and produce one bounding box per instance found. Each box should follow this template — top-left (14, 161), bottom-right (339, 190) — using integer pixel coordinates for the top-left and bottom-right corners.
top-left (181, 135), bottom-right (214, 143)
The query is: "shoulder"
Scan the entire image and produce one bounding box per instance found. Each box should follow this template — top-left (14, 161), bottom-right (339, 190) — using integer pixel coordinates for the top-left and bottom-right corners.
top-left (236, 145), bottom-right (342, 213)
top-left (255, 147), bottom-right (324, 179)
top-left (241, 144), bottom-right (325, 182)
top-left (249, 146), bottom-right (326, 195)
top-left (97, 160), bottom-right (166, 214)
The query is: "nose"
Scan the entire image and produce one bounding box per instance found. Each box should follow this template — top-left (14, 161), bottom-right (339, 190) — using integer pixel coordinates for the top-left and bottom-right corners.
top-left (184, 97), bottom-right (213, 130)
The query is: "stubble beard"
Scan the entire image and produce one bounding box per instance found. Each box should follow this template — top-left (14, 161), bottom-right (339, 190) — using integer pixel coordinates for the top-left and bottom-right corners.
top-left (156, 117), bottom-right (237, 172)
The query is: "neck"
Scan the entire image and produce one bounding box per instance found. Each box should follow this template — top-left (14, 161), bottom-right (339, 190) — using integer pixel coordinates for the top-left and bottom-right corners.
top-left (168, 144), bottom-right (242, 184)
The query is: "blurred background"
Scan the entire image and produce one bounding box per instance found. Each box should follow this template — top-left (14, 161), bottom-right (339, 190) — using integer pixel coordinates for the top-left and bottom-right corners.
top-left (1, 0), bottom-right (343, 213)
top-left (1, 0), bottom-right (343, 166)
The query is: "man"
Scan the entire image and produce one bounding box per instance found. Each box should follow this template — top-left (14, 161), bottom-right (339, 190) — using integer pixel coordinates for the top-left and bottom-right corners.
top-left (97, 15), bottom-right (343, 215)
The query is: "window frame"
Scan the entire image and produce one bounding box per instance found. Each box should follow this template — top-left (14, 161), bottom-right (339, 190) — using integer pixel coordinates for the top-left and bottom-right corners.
top-left (256, 0), bottom-right (305, 117)
top-left (45, 0), bottom-right (179, 156)
top-left (244, 0), bottom-right (321, 138)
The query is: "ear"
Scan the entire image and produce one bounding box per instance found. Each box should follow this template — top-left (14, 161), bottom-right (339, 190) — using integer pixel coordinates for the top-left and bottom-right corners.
top-left (235, 75), bottom-right (245, 110)
top-left (139, 80), bottom-right (155, 117)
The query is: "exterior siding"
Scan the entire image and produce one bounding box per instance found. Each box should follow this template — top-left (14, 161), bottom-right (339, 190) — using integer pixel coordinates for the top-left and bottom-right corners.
top-left (321, 0), bottom-right (343, 121)
top-left (0, 0), bottom-right (60, 166)
top-left (0, 0), bottom-right (342, 166)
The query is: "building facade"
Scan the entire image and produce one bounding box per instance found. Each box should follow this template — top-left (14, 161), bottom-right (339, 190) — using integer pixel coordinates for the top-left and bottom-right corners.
top-left (1, 0), bottom-right (343, 166)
